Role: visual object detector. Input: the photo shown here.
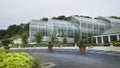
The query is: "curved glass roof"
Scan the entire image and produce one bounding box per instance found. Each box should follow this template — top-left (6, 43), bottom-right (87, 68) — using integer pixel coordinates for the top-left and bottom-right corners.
top-left (71, 16), bottom-right (105, 25)
top-left (103, 24), bottom-right (120, 35)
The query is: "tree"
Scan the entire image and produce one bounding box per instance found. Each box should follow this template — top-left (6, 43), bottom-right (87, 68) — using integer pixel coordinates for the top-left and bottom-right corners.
top-left (21, 33), bottom-right (28, 44)
top-left (1, 39), bottom-right (11, 46)
top-left (87, 32), bottom-right (94, 46)
top-left (34, 32), bottom-right (43, 44)
top-left (74, 30), bottom-right (80, 44)
top-left (80, 15), bottom-right (92, 19)
top-left (7, 25), bottom-right (22, 36)
top-left (109, 16), bottom-right (120, 19)
top-left (63, 35), bottom-right (67, 44)
top-left (41, 17), bottom-right (48, 21)
top-left (49, 31), bottom-right (57, 45)
top-left (74, 30), bottom-right (80, 47)
top-left (0, 30), bottom-right (7, 40)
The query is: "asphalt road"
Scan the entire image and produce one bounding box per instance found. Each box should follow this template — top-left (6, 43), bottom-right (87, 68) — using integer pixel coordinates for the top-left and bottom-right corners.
top-left (12, 49), bottom-right (120, 68)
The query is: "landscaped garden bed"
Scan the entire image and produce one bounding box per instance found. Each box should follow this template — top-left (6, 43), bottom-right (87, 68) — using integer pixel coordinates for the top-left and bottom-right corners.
top-left (0, 49), bottom-right (36, 68)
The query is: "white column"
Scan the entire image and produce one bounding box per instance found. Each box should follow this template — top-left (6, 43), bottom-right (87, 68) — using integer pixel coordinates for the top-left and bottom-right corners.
top-left (96, 37), bottom-right (98, 44)
top-left (108, 35), bottom-right (111, 42)
top-left (117, 34), bottom-right (119, 41)
top-left (101, 36), bottom-right (104, 44)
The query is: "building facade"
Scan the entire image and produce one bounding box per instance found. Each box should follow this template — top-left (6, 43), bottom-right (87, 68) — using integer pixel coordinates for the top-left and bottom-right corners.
top-left (94, 24), bottom-right (120, 44)
top-left (29, 16), bottom-right (118, 44)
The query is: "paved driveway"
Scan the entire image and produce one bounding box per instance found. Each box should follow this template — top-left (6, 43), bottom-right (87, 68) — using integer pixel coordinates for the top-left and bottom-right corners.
top-left (11, 49), bottom-right (120, 68)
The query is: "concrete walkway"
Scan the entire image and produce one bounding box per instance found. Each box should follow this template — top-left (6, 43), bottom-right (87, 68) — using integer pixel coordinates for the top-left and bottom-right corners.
top-left (87, 46), bottom-right (120, 52)
top-left (10, 46), bottom-right (120, 52)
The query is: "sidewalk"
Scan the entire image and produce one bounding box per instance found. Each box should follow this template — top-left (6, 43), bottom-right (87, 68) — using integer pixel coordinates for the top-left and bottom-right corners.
top-left (88, 46), bottom-right (120, 52)
top-left (10, 46), bottom-right (120, 52)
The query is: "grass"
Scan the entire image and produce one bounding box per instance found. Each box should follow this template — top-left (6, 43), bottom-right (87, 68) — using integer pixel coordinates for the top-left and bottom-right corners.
top-left (9, 34), bottom-right (21, 40)
top-left (0, 42), bottom-right (3, 47)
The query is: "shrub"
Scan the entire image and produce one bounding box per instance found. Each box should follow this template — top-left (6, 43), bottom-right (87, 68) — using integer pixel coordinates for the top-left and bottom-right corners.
top-left (0, 49), bottom-right (35, 68)
top-left (102, 43), bottom-right (110, 46)
top-left (113, 41), bottom-right (120, 46)
top-left (1, 39), bottom-right (11, 46)
top-left (10, 44), bottom-right (19, 48)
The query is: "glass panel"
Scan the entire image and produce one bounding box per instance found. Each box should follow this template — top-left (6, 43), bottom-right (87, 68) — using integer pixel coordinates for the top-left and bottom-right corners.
top-left (110, 35), bottom-right (117, 41)
top-left (103, 36), bottom-right (108, 43)
top-left (97, 37), bottom-right (101, 44)
top-left (68, 28), bottom-right (74, 38)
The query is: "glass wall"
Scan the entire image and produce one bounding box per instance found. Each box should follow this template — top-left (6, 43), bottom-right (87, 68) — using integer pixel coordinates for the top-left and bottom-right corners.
top-left (110, 35), bottom-right (117, 42)
top-left (29, 16), bottom-right (111, 43)
top-left (29, 19), bottom-right (78, 43)
top-left (103, 36), bottom-right (108, 43)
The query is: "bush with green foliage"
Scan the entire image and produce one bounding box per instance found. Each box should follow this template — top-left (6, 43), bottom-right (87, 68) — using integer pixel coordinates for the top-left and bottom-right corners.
top-left (1, 39), bottom-right (11, 46)
top-left (10, 44), bottom-right (20, 48)
top-left (34, 32), bottom-right (43, 44)
top-left (74, 31), bottom-right (80, 44)
top-left (113, 41), bottom-right (120, 46)
top-left (0, 49), bottom-right (35, 68)
top-left (22, 33), bottom-right (28, 44)
top-left (63, 35), bottom-right (67, 44)
top-left (102, 43), bottom-right (110, 46)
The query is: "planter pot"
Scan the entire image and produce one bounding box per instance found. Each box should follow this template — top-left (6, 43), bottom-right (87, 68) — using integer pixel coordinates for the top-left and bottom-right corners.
top-left (79, 47), bottom-right (86, 53)
top-left (48, 46), bottom-right (53, 52)
top-left (4, 46), bottom-right (10, 52)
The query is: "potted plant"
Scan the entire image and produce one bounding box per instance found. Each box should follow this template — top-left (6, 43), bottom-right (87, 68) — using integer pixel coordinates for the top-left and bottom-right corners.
top-left (78, 39), bottom-right (87, 53)
top-left (1, 39), bottom-right (11, 52)
top-left (48, 42), bottom-right (53, 52)
top-left (48, 31), bottom-right (57, 52)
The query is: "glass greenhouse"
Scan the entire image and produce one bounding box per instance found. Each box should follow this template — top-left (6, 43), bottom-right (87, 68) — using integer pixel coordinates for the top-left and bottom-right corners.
top-left (29, 16), bottom-right (112, 44)
top-left (29, 19), bottom-right (78, 43)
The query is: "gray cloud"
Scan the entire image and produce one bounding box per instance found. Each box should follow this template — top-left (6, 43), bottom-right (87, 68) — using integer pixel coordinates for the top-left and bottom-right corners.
top-left (0, 0), bottom-right (120, 29)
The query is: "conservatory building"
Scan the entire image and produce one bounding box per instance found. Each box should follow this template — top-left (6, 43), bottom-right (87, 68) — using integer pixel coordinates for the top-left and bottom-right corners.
top-left (29, 16), bottom-right (111, 44)
top-left (29, 19), bottom-right (78, 44)
top-left (94, 24), bottom-right (120, 44)
top-left (93, 17), bottom-right (120, 44)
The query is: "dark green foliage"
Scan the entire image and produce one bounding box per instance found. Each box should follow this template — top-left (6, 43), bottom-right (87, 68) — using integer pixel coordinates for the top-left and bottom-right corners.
top-left (1, 39), bottom-right (11, 46)
top-left (52, 15), bottom-right (72, 21)
top-left (49, 31), bottom-right (57, 45)
top-left (21, 33), bottom-right (28, 44)
top-left (41, 17), bottom-right (48, 21)
top-left (109, 16), bottom-right (120, 19)
top-left (87, 32), bottom-right (94, 44)
top-left (0, 23), bottom-right (29, 40)
top-left (80, 15), bottom-right (92, 19)
top-left (20, 23), bottom-right (29, 35)
top-left (102, 43), bottom-right (110, 46)
top-left (74, 15), bottom-right (92, 19)
top-left (0, 30), bottom-right (7, 39)
top-left (34, 32), bottom-right (43, 44)
top-left (7, 25), bottom-right (22, 36)
top-left (52, 15), bottom-right (66, 20)
top-left (79, 39), bottom-right (88, 47)
top-left (74, 30), bottom-right (80, 43)
top-left (63, 35), bottom-right (67, 44)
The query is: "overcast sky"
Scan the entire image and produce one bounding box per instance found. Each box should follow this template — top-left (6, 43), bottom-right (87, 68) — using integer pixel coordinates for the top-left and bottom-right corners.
top-left (0, 0), bottom-right (120, 29)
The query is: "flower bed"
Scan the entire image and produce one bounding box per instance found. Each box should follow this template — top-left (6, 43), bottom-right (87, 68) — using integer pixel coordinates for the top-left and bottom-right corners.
top-left (0, 49), bottom-right (35, 68)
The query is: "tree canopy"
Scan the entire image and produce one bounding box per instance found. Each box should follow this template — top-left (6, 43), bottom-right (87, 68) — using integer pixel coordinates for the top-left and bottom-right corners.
top-left (109, 16), bottom-right (120, 19)
top-left (0, 23), bottom-right (29, 40)
top-left (34, 32), bottom-right (43, 44)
